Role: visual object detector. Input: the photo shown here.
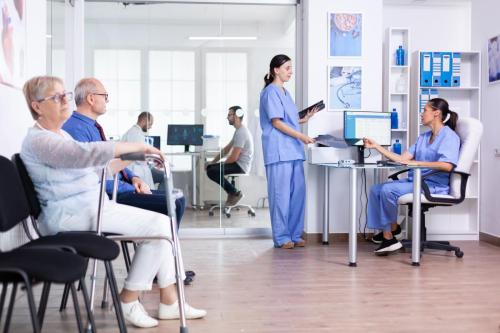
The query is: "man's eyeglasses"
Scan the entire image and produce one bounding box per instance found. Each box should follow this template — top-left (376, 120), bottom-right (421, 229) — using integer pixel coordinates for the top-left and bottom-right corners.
top-left (92, 93), bottom-right (109, 103)
top-left (37, 91), bottom-right (74, 104)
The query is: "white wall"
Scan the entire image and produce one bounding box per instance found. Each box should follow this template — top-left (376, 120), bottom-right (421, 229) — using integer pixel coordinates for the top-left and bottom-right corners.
top-left (0, 0), bottom-right (47, 158)
top-left (303, 0), bottom-right (383, 234)
top-left (471, 0), bottom-right (500, 237)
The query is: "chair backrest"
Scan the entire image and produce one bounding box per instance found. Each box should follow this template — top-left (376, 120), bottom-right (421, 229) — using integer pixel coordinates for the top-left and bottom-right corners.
top-left (449, 117), bottom-right (483, 198)
top-left (0, 156), bottom-right (31, 233)
top-left (12, 154), bottom-right (42, 218)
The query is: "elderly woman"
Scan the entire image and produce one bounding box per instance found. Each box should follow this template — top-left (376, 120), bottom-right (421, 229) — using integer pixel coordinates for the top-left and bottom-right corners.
top-left (20, 76), bottom-right (206, 328)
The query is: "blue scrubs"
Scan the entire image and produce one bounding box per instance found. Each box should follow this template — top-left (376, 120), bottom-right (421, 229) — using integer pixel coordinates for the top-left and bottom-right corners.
top-left (367, 126), bottom-right (460, 232)
top-left (259, 83), bottom-right (306, 246)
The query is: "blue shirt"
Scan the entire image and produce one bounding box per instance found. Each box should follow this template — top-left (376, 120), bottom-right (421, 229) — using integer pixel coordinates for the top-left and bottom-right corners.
top-left (259, 84), bottom-right (305, 165)
top-left (63, 111), bottom-right (136, 194)
top-left (408, 126), bottom-right (460, 192)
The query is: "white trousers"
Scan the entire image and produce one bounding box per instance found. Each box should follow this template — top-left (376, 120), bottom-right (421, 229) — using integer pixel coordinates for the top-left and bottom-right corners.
top-left (58, 199), bottom-right (185, 291)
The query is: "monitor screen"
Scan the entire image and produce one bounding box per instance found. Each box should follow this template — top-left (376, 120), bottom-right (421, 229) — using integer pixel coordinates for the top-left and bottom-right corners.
top-left (145, 135), bottom-right (161, 150)
top-left (344, 111), bottom-right (391, 146)
top-left (167, 124), bottom-right (204, 146)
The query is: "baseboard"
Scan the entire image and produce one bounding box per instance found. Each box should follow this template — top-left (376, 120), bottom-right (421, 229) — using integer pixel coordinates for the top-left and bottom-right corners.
top-left (479, 232), bottom-right (500, 247)
top-left (304, 233), bottom-right (373, 244)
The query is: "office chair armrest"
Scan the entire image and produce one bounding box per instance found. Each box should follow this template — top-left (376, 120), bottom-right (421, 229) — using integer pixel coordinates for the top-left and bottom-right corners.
top-left (420, 170), bottom-right (470, 204)
top-left (388, 169), bottom-right (410, 180)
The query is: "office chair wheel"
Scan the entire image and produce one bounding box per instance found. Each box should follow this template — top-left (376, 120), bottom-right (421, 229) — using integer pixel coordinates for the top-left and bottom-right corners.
top-left (248, 210), bottom-right (255, 217)
top-left (455, 250), bottom-right (464, 258)
top-left (208, 211), bottom-right (214, 217)
top-left (225, 213), bottom-right (231, 218)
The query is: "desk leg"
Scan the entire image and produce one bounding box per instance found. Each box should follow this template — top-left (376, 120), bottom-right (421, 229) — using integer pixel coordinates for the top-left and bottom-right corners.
top-left (411, 168), bottom-right (422, 266)
top-left (191, 154), bottom-right (197, 208)
top-left (322, 166), bottom-right (330, 245)
top-left (349, 168), bottom-right (358, 267)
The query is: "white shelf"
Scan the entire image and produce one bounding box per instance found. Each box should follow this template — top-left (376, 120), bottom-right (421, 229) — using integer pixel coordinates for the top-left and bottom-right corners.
top-left (390, 92), bottom-right (409, 95)
top-left (391, 129), bottom-right (408, 132)
top-left (419, 86), bottom-right (480, 91)
top-left (391, 65), bottom-right (408, 69)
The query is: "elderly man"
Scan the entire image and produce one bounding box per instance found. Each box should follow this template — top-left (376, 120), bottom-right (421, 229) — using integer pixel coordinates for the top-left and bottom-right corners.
top-left (63, 78), bottom-right (194, 283)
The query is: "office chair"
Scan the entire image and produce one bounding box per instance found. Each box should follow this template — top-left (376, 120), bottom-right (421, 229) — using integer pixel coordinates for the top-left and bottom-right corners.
top-left (208, 173), bottom-right (256, 218)
top-left (390, 117), bottom-right (482, 258)
top-left (11, 154), bottom-right (127, 333)
top-left (0, 155), bottom-right (94, 333)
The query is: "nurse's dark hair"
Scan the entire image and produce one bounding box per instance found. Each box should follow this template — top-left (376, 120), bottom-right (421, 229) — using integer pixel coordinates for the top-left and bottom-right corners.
top-left (428, 97), bottom-right (458, 131)
top-left (264, 54), bottom-right (291, 88)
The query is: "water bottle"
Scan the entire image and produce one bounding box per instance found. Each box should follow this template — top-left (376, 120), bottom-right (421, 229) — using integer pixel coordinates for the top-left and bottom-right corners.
top-left (393, 139), bottom-right (402, 155)
top-left (396, 45), bottom-right (405, 66)
top-left (391, 108), bottom-right (398, 129)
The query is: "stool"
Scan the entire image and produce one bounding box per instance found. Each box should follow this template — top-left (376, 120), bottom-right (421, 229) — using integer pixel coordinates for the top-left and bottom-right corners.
top-left (208, 173), bottom-right (256, 218)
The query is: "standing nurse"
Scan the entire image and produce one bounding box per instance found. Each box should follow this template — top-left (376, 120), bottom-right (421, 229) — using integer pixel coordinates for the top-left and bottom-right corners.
top-left (259, 54), bottom-right (317, 249)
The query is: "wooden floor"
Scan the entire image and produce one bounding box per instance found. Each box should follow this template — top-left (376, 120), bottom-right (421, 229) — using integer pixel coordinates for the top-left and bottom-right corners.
top-left (6, 238), bottom-right (500, 332)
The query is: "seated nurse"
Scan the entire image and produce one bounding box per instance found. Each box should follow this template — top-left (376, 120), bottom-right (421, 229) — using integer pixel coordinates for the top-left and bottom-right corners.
top-left (363, 98), bottom-right (460, 255)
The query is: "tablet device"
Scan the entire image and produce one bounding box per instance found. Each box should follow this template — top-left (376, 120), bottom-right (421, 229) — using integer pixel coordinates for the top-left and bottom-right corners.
top-left (298, 100), bottom-right (325, 119)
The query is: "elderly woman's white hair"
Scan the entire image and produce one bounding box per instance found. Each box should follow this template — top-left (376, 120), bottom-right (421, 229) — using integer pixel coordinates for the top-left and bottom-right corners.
top-left (23, 76), bottom-right (64, 120)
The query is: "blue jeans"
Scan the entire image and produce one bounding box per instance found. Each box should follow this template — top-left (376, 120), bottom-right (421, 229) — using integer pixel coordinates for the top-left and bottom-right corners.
top-left (114, 190), bottom-right (186, 228)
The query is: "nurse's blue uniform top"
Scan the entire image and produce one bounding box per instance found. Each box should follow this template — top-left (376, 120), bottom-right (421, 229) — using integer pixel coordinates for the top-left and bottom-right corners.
top-left (259, 83), bottom-right (305, 166)
top-left (408, 125), bottom-right (460, 191)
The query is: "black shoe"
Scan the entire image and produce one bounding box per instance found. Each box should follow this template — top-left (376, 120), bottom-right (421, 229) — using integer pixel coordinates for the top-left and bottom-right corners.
top-left (371, 225), bottom-right (402, 244)
top-left (374, 237), bottom-right (403, 256)
top-left (185, 270), bottom-right (196, 278)
top-left (183, 276), bottom-right (193, 285)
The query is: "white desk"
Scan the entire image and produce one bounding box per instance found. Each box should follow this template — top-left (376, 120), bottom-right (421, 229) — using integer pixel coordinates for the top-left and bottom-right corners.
top-left (317, 163), bottom-right (424, 267)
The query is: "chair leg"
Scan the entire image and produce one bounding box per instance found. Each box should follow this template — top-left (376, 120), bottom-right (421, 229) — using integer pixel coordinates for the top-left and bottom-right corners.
top-left (78, 278), bottom-right (97, 333)
top-left (0, 283), bottom-right (7, 323)
top-left (101, 276), bottom-right (109, 309)
top-left (120, 242), bottom-right (132, 273)
top-left (37, 282), bottom-right (51, 330)
top-left (3, 282), bottom-right (17, 333)
top-left (59, 283), bottom-right (70, 311)
top-left (70, 282), bottom-right (85, 333)
top-left (104, 261), bottom-right (127, 333)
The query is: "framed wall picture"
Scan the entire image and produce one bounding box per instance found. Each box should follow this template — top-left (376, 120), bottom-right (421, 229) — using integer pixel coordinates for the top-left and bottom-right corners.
top-left (0, 0), bottom-right (25, 88)
top-left (328, 13), bottom-right (362, 57)
top-left (488, 35), bottom-right (500, 84)
top-left (328, 66), bottom-right (362, 111)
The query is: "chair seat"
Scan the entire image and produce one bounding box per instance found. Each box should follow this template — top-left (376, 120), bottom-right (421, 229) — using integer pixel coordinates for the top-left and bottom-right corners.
top-left (398, 193), bottom-right (455, 205)
top-left (21, 232), bottom-right (120, 261)
top-left (226, 173), bottom-right (249, 177)
top-left (0, 248), bottom-right (87, 284)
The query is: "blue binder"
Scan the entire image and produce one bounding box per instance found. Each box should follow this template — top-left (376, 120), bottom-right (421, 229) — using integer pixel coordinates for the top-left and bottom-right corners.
top-left (432, 52), bottom-right (442, 86)
top-left (440, 52), bottom-right (452, 87)
top-left (420, 52), bottom-right (432, 87)
top-left (452, 52), bottom-right (461, 87)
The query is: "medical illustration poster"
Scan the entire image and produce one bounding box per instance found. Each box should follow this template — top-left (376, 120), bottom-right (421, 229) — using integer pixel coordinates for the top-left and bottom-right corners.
top-left (328, 66), bottom-right (362, 111)
top-left (0, 0), bottom-right (25, 88)
top-left (329, 13), bottom-right (362, 57)
top-left (488, 35), bottom-right (500, 84)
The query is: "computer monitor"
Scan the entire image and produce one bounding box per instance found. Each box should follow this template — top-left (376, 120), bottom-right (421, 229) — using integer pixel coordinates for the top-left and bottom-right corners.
top-left (344, 111), bottom-right (392, 164)
top-left (145, 135), bottom-right (161, 150)
top-left (167, 124), bottom-right (204, 152)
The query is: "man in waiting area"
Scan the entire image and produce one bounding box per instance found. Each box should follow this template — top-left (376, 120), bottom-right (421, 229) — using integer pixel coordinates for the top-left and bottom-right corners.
top-left (63, 78), bottom-right (194, 283)
top-left (121, 111), bottom-right (166, 190)
top-left (205, 106), bottom-right (254, 207)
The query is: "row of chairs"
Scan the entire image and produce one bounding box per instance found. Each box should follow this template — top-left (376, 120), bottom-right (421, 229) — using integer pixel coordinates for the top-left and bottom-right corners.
top-left (0, 153), bottom-right (189, 332)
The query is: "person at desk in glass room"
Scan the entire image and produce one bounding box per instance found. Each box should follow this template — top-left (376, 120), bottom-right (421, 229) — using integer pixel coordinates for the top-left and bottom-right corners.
top-left (205, 106), bottom-right (254, 207)
top-left (259, 54), bottom-right (319, 249)
top-left (363, 98), bottom-right (460, 255)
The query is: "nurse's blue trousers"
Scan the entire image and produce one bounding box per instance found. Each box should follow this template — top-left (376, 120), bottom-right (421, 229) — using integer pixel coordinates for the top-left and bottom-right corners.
top-left (265, 160), bottom-right (305, 246)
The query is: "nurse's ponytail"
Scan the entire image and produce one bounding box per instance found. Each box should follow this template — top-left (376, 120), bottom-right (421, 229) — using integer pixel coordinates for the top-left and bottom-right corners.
top-left (429, 97), bottom-right (459, 131)
top-left (264, 54), bottom-right (291, 88)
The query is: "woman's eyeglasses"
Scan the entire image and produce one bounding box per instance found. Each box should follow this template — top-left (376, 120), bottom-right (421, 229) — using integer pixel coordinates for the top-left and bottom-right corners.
top-left (37, 91), bottom-right (74, 104)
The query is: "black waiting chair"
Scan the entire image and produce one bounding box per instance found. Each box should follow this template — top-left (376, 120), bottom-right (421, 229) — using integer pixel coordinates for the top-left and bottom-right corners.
top-left (11, 154), bottom-right (127, 333)
top-left (390, 117), bottom-right (483, 258)
top-left (0, 156), bottom-right (94, 333)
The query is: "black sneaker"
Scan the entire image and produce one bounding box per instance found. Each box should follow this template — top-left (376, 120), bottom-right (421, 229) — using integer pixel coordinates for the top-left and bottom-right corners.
top-left (374, 237), bottom-right (403, 256)
top-left (371, 225), bottom-right (402, 244)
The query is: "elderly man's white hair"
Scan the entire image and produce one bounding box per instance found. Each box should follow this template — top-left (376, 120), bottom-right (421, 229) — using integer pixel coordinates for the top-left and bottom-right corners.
top-left (74, 78), bottom-right (102, 106)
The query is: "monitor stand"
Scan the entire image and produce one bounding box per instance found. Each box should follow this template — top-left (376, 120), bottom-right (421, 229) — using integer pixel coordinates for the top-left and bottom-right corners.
top-left (184, 145), bottom-right (190, 153)
top-left (357, 146), bottom-right (365, 165)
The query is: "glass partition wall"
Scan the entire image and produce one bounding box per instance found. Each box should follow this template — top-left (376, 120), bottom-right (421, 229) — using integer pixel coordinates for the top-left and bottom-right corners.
top-left (46, 1), bottom-right (296, 234)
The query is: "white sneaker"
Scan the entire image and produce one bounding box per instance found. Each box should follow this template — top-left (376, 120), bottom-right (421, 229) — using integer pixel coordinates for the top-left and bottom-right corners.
top-left (158, 301), bottom-right (207, 320)
top-left (121, 301), bottom-right (159, 328)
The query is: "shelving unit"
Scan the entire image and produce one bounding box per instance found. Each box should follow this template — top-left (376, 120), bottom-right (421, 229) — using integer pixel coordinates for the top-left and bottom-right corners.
top-left (384, 27), bottom-right (411, 237)
top-left (411, 50), bottom-right (481, 240)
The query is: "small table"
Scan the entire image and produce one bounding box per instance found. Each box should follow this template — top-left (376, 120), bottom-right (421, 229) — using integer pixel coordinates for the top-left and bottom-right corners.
top-left (317, 163), bottom-right (425, 267)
